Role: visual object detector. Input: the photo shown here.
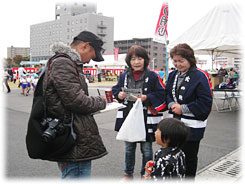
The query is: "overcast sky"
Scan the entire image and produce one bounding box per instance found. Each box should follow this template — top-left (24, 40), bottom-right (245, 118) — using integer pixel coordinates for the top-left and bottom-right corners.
top-left (0, 0), bottom-right (243, 59)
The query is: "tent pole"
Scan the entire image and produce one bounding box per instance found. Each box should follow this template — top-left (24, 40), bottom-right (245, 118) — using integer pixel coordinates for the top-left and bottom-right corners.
top-left (165, 32), bottom-right (168, 81)
top-left (211, 50), bottom-right (214, 70)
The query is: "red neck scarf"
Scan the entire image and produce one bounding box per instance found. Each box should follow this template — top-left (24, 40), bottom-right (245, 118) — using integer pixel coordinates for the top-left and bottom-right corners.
top-left (133, 70), bottom-right (144, 81)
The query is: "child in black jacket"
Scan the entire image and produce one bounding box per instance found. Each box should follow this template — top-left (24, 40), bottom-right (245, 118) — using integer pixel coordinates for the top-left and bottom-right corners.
top-left (145, 118), bottom-right (190, 180)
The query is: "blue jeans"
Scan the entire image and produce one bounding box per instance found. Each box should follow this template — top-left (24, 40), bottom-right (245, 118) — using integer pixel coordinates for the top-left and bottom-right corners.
top-left (124, 141), bottom-right (153, 176)
top-left (57, 160), bottom-right (91, 179)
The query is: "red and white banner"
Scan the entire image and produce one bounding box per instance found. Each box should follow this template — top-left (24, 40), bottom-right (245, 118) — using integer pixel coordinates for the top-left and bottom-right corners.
top-left (114, 48), bottom-right (119, 61)
top-left (223, 61), bottom-right (226, 68)
top-left (154, 2), bottom-right (168, 43)
top-left (12, 67), bottom-right (36, 79)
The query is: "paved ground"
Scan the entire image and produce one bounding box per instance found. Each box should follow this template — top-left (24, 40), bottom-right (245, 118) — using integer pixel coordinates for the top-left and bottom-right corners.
top-left (196, 147), bottom-right (242, 182)
top-left (2, 83), bottom-right (242, 181)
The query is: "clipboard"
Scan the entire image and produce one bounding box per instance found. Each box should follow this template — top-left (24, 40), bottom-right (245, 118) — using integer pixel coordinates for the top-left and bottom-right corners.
top-left (92, 102), bottom-right (126, 115)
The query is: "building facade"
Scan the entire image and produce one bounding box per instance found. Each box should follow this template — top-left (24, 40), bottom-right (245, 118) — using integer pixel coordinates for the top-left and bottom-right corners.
top-left (114, 38), bottom-right (167, 69)
top-left (30, 2), bottom-right (114, 61)
top-left (7, 46), bottom-right (30, 59)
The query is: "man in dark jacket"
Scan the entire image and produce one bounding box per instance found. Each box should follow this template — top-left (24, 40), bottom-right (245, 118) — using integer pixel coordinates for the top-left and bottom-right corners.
top-left (45, 31), bottom-right (107, 178)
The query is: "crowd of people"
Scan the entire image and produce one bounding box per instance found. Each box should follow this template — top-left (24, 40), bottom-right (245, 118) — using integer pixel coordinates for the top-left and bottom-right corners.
top-left (3, 67), bottom-right (40, 96)
top-left (217, 67), bottom-right (240, 88)
top-left (19, 72), bottom-right (39, 96)
top-left (6, 30), bottom-right (236, 180)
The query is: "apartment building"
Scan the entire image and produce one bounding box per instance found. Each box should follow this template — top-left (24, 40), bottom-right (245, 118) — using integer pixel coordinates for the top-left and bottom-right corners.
top-left (114, 38), bottom-right (167, 69)
top-left (30, 2), bottom-right (114, 61)
top-left (7, 46), bottom-right (30, 59)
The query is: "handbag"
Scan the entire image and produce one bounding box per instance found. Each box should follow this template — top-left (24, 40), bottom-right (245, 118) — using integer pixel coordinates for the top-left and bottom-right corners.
top-left (116, 98), bottom-right (146, 142)
top-left (25, 53), bottom-right (76, 160)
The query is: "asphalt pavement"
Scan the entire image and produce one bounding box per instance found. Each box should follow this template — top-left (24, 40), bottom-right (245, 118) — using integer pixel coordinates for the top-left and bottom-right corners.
top-left (3, 86), bottom-right (241, 180)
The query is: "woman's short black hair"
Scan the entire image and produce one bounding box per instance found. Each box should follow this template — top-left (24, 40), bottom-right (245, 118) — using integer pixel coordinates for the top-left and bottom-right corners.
top-left (157, 118), bottom-right (190, 148)
top-left (125, 45), bottom-right (150, 69)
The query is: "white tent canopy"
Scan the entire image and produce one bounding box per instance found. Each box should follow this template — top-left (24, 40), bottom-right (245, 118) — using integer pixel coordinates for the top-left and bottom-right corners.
top-left (84, 53), bottom-right (127, 67)
top-left (32, 54), bottom-right (127, 68)
top-left (168, 2), bottom-right (243, 68)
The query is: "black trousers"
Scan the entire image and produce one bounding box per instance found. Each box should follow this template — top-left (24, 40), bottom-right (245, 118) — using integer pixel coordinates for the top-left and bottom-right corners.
top-left (4, 78), bottom-right (11, 93)
top-left (97, 73), bottom-right (101, 82)
top-left (182, 140), bottom-right (200, 178)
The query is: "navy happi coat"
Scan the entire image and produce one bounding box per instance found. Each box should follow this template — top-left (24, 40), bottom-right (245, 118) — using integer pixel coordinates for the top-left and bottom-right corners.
top-left (165, 67), bottom-right (212, 141)
top-left (112, 68), bottom-right (166, 142)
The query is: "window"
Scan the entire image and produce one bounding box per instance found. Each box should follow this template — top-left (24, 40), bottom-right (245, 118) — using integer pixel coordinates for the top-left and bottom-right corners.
top-left (56, 14), bottom-right (60, 20)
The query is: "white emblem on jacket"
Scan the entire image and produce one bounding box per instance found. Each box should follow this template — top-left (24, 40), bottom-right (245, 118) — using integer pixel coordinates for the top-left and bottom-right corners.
top-left (185, 76), bottom-right (190, 82)
top-left (181, 86), bottom-right (185, 90)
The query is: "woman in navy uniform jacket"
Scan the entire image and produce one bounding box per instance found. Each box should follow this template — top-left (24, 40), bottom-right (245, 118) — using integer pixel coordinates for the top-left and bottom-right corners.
top-left (112, 45), bottom-right (166, 179)
top-left (165, 43), bottom-right (212, 178)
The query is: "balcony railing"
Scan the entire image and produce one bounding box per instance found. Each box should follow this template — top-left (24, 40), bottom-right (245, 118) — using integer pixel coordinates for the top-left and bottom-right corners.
top-left (97, 30), bottom-right (106, 36)
top-left (97, 23), bottom-right (107, 28)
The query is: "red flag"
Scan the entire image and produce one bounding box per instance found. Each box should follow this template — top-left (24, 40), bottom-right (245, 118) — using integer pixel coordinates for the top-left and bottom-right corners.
top-left (154, 3), bottom-right (168, 38)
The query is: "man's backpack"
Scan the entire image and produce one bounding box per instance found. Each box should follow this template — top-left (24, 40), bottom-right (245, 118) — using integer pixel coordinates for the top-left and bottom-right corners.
top-left (26, 53), bottom-right (76, 160)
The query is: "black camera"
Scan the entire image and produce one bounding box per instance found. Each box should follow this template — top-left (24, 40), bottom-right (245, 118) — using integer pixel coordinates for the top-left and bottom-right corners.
top-left (41, 118), bottom-right (64, 142)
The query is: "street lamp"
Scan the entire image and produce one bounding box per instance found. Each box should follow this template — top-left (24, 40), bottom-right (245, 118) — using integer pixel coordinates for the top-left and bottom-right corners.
top-left (152, 58), bottom-right (156, 70)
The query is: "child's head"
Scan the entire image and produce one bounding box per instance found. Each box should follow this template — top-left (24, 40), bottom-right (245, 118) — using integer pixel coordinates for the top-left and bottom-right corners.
top-left (155, 118), bottom-right (190, 148)
top-left (125, 45), bottom-right (149, 71)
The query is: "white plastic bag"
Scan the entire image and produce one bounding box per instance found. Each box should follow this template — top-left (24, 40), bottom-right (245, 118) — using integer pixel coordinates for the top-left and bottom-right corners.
top-left (116, 98), bottom-right (146, 142)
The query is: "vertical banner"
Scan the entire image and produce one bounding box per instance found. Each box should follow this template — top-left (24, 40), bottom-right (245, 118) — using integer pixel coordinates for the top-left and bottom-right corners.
top-left (153, 2), bottom-right (169, 80)
top-left (200, 62), bottom-right (203, 68)
top-left (154, 2), bottom-right (168, 43)
top-left (223, 61), bottom-right (226, 68)
top-left (114, 48), bottom-right (119, 61)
